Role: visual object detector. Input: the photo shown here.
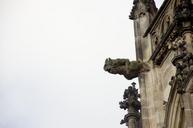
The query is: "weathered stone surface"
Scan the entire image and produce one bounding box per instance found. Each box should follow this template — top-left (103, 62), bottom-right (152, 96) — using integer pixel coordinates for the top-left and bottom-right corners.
top-left (129, 0), bottom-right (157, 20)
top-left (137, 0), bottom-right (193, 127)
top-left (119, 82), bottom-right (141, 128)
top-left (104, 58), bottom-right (149, 80)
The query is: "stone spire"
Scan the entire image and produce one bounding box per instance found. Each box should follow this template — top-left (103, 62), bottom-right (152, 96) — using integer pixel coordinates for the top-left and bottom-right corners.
top-left (129, 0), bottom-right (157, 20)
top-left (119, 82), bottom-right (141, 128)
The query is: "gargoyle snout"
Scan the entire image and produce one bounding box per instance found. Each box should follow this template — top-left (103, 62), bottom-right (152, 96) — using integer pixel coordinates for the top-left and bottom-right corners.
top-left (103, 64), bottom-right (110, 71)
top-left (104, 58), bottom-right (112, 71)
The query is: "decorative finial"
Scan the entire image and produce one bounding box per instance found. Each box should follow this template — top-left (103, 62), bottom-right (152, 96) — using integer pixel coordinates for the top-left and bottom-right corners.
top-left (119, 82), bottom-right (141, 127)
top-left (131, 82), bottom-right (136, 88)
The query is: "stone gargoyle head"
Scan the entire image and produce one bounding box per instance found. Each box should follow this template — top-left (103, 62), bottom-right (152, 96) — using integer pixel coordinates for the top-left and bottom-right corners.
top-left (104, 58), bottom-right (149, 80)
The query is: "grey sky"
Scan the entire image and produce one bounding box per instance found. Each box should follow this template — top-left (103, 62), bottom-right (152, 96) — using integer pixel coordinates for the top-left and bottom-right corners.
top-left (0, 0), bottom-right (162, 128)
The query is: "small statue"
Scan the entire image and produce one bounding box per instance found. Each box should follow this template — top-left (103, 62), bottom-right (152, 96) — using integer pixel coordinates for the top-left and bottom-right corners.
top-left (104, 58), bottom-right (149, 80)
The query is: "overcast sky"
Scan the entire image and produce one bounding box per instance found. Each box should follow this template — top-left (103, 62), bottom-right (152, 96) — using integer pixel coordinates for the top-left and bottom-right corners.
top-left (0, 0), bottom-right (162, 128)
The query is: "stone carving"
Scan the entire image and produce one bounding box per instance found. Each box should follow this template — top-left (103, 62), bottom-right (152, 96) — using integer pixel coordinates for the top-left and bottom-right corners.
top-left (129, 0), bottom-right (157, 20)
top-left (104, 58), bottom-right (149, 80)
top-left (119, 82), bottom-right (141, 127)
top-left (167, 0), bottom-right (193, 94)
top-left (171, 52), bottom-right (193, 94)
top-left (169, 38), bottom-right (193, 94)
top-left (151, 0), bottom-right (193, 65)
top-left (174, 0), bottom-right (193, 23)
top-left (169, 1), bottom-right (193, 92)
top-left (169, 29), bottom-right (180, 42)
top-left (161, 15), bottom-right (171, 34)
top-left (151, 32), bottom-right (159, 47)
top-left (154, 36), bottom-right (158, 45)
top-left (150, 22), bottom-right (175, 65)
top-left (168, 0), bottom-right (193, 43)
top-left (120, 114), bottom-right (129, 125)
top-left (166, 16), bottom-right (171, 27)
top-left (170, 37), bottom-right (187, 54)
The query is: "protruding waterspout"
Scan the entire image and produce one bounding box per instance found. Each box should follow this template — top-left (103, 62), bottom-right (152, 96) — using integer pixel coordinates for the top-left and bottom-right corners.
top-left (104, 58), bottom-right (150, 80)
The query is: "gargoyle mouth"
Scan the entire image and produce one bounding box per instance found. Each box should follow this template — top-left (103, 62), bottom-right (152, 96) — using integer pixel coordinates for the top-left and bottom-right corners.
top-left (104, 65), bottom-right (112, 72)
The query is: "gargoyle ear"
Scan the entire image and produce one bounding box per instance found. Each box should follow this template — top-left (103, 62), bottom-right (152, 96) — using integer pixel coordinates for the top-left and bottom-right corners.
top-left (105, 58), bottom-right (111, 63)
top-left (105, 58), bottom-right (108, 63)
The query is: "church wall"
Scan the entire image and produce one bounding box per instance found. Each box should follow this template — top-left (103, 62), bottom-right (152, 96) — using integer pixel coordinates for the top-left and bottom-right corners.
top-left (137, 0), bottom-right (183, 127)
top-left (131, 0), bottom-right (193, 127)
top-left (141, 52), bottom-right (176, 128)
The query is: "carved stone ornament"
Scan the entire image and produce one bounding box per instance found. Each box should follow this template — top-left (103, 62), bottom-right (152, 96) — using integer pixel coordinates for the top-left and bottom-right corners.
top-left (129, 0), bottom-right (157, 20)
top-left (170, 39), bottom-right (193, 94)
top-left (150, 22), bottom-right (175, 65)
top-left (174, 0), bottom-right (193, 24)
top-left (104, 58), bottom-right (149, 80)
top-left (119, 82), bottom-right (141, 127)
top-left (151, 0), bottom-right (193, 65)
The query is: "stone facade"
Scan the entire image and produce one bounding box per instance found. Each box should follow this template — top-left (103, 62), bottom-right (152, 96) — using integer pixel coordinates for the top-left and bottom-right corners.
top-left (104, 0), bottom-right (193, 128)
top-left (139, 0), bottom-right (193, 128)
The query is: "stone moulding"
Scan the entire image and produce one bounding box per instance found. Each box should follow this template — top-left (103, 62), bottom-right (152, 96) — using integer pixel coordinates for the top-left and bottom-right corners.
top-left (150, 0), bottom-right (193, 65)
top-left (150, 23), bottom-right (175, 65)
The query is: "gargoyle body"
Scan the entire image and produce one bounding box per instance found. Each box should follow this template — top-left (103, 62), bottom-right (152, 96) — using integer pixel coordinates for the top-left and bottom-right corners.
top-left (104, 58), bottom-right (149, 80)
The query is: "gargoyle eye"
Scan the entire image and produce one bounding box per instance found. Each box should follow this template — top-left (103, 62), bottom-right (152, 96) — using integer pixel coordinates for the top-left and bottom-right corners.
top-left (106, 58), bottom-right (113, 64)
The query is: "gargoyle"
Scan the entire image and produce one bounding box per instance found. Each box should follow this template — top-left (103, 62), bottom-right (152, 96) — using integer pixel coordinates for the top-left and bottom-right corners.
top-left (104, 58), bottom-right (149, 80)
